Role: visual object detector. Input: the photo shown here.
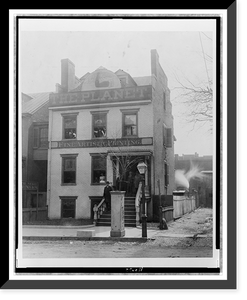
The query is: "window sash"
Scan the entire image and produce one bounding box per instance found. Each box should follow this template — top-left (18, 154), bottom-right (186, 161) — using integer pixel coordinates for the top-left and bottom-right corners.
top-left (62, 156), bottom-right (77, 184)
top-left (123, 113), bottom-right (138, 137)
top-left (63, 115), bottom-right (77, 139)
top-left (33, 126), bottom-right (48, 148)
top-left (91, 155), bottom-right (107, 184)
top-left (92, 113), bottom-right (107, 138)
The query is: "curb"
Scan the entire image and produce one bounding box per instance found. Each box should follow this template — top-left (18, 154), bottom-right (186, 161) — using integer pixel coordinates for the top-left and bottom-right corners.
top-left (23, 224), bottom-right (95, 229)
top-left (22, 236), bottom-right (154, 242)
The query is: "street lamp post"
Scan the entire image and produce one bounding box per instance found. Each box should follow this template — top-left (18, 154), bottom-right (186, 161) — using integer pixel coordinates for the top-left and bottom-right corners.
top-left (137, 161), bottom-right (147, 238)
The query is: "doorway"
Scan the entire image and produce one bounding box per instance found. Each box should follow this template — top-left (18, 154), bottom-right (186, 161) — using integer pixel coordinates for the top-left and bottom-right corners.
top-left (113, 155), bottom-right (150, 197)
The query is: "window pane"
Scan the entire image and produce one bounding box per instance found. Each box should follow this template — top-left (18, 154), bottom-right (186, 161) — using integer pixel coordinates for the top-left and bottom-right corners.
top-left (39, 127), bottom-right (48, 148)
top-left (124, 115), bottom-right (136, 125)
top-left (64, 158), bottom-right (76, 171)
top-left (64, 171), bottom-right (76, 183)
top-left (64, 118), bottom-right (76, 128)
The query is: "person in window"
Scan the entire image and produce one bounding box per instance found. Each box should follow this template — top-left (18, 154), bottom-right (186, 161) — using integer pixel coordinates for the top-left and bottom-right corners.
top-left (99, 173), bottom-right (106, 183)
top-left (103, 181), bottom-right (113, 211)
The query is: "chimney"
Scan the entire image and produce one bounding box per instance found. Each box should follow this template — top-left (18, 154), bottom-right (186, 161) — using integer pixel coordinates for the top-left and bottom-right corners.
top-left (61, 58), bottom-right (75, 92)
top-left (151, 49), bottom-right (159, 77)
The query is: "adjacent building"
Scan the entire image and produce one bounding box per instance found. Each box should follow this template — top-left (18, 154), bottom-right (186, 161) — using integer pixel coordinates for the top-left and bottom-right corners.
top-left (175, 153), bottom-right (213, 207)
top-left (47, 49), bottom-right (175, 221)
top-left (22, 92), bottom-right (50, 221)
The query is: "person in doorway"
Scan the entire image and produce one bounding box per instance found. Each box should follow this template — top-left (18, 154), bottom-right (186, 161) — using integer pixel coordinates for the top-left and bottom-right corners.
top-left (103, 181), bottom-right (113, 211)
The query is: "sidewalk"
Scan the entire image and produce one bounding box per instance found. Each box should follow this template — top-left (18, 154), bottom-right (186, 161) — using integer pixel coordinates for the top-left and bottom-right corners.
top-left (22, 224), bottom-right (160, 240)
top-left (22, 222), bottom-right (211, 241)
top-left (22, 208), bottom-right (213, 241)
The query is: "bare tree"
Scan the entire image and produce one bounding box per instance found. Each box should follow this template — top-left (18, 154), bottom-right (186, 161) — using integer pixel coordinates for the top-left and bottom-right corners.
top-left (99, 131), bottom-right (143, 191)
top-left (173, 32), bottom-right (213, 133)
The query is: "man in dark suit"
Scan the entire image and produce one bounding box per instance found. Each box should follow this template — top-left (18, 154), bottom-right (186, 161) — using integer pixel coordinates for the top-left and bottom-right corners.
top-left (103, 181), bottom-right (113, 211)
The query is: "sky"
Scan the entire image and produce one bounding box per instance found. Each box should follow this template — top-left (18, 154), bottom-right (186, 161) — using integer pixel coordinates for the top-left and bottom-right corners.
top-left (19, 18), bottom-right (215, 156)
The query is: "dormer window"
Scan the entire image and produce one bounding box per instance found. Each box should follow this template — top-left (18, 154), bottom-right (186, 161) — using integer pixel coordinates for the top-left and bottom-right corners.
top-left (119, 76), bottom-right (128, 87)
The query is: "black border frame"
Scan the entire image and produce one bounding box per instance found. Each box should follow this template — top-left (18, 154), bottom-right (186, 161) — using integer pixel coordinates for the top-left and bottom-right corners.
top-left (5, 2), bottom-right (236, 289)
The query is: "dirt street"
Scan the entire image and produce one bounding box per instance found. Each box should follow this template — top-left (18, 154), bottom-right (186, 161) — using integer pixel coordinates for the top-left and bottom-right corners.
top-left (22, 208), bottom-right (213, 258)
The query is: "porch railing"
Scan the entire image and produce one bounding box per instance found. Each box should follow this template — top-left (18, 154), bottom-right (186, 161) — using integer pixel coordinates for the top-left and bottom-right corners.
top-left (93, 197), bottom-right (106, 224)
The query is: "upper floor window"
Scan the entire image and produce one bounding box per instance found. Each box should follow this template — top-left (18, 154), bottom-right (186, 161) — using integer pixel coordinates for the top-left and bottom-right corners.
top-left (91, 111), bottom-right (108, 138)
top-left (122, 109), bottom-right (139, 137)
top-left (163, 125), bottom-right (173, 148)
top-left (33, 125), bottom-right (48, 148)
top-left (63, 114), bottom-right (77, 139)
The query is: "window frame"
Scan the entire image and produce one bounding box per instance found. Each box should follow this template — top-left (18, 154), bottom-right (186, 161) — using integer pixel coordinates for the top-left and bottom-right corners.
top-left (60, 154), bottom-right (78, 186)
top-left (91, 110), bottom-right (109, 139)
top-left (121, 109), bottom-right (139, 138)
top-left (59, 196), bottom-right (78, 219)
top-left (62, 113), bottom-right (78, 140)
top-left (90, 153), bottom-right (107, 185)
top-left (33, 124), bottom-right (48, 149)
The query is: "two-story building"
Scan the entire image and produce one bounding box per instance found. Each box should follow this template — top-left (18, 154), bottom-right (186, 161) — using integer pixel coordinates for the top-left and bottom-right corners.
top-left (47, 49), bottom-right (175, 222)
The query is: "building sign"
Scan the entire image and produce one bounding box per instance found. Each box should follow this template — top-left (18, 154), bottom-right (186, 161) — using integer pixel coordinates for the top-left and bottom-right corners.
top-left (51, 137), bottom-right (153, 149)
top-left (49, 85), bottom-right (152, 107)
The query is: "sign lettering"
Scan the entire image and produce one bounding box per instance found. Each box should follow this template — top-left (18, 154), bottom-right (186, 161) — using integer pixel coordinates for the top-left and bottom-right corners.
top-left (51, 138), bottom-right (153, 149)
top-left (49, 85), bottom-right (152, 107)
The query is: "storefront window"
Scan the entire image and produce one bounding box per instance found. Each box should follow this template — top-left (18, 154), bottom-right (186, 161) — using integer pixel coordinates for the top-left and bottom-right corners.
top-left (91, 155), bottom-right (106, 184)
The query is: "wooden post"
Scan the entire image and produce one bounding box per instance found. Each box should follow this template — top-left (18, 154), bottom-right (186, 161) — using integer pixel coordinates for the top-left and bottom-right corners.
top-left (157, 179), bottom-right (162, 229)
top-left (36, 187), bottom-right (39, 220)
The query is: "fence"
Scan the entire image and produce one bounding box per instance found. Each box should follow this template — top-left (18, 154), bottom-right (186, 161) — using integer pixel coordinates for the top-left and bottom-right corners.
top-left (23, 207), bottom-right (48, 223)
top-left (173, 195), bottom-right (197, 219)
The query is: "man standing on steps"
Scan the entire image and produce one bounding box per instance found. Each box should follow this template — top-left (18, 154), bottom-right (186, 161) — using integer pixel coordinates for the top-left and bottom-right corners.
top-left (103, 181), bottom-right (113, 211)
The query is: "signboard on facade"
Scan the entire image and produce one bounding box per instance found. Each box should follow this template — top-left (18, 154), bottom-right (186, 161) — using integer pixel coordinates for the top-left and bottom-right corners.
top-left (51, 137), bottom-right (153, 149)
top-left (49, 85), bottom-right (152, 107)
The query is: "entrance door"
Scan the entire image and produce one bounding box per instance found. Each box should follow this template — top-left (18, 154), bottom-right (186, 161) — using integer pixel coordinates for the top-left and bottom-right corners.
top-left (113, 155), bottom-right (151, 197)
top-left (61, 197), bottom-right (76, 218)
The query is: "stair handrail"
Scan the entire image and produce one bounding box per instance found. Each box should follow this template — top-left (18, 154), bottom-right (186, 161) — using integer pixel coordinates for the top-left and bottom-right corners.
top-left (93, 197), bottom-right (106, 224)
top-left (135, 182), bottom-right (142, 226)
